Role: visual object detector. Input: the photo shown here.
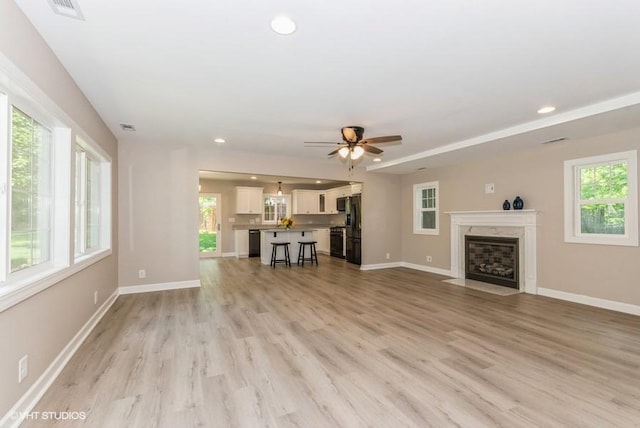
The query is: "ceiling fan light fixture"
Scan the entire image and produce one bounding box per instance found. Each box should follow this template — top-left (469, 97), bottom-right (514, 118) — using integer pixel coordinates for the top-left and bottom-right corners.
top-left (277, 181), bottom-right (283, 196)
top-left (338, 147), bottom-right (350, 158)
top-left (351, 146), bottom-right (365, 160)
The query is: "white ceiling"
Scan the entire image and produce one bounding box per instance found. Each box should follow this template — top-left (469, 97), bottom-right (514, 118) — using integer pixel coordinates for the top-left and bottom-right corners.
top-left (14, 0), bottom-right (640, 174)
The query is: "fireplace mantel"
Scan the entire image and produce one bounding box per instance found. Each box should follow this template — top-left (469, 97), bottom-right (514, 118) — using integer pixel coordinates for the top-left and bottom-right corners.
top-left (447, 210), bottom-right (539, 294)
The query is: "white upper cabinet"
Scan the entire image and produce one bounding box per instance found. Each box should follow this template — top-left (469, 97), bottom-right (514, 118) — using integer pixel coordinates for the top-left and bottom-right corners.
top-left (235, 187), bottom-right (263, 214)
top-left (351, 183), bottom-right (362, 194)
top-left (292, 189), bottom-right (319, 214)
top-left (324, 188), bottom-right (338, 214)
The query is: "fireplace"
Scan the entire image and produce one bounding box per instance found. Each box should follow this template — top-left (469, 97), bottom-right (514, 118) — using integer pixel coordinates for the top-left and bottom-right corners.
top-left (465, 235), bottom-right (519, 289)
top-left (448, 210), bottom-right (538, 294)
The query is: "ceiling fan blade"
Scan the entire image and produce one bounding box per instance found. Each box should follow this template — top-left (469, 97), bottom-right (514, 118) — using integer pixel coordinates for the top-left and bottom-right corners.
top-left (362, 144), bottom-right (383, 154)
top-left (304, 141), bottom-right (341, 145)
top-left (327, 148), bottom-right (342, 156)
top-left (361, 135), bottom-right (402, 145)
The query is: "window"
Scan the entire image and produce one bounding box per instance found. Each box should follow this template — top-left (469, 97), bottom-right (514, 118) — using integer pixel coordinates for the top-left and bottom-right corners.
top-left (0, 62), bottom-right (111, 311)
top-left (564, 150), bottom-right (638, 246)
top-left (413, 181), bottom-right (439, 235)
top-left (263, 194), bottom-right (291, 224)
top-left (75, 140), bottom-right (111, 258)
top-left (1, 91), bottom-right (71, 291)
top-left (10, 107), bottom-right (53, 272)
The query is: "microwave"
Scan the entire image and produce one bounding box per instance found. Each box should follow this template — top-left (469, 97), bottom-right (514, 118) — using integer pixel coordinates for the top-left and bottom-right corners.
top-left (336, 197), bottom-right (347, 212)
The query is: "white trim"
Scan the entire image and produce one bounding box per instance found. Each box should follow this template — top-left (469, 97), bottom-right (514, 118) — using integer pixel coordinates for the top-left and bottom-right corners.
top-left (447, 210), bottom-right (539, 294)
top-left (368, 91), bottom-right (640, 172)
top-left (360, 261), bottom-right (453, 277)
top-left (360, 262), bottom-right (403, 271)
top-left (400, 262), bottom-right (453, 277)
top-left (222, 252), bottom-right (237, 258)
top-left (0, 249), bottom-right (111, 313)
top-left (563, 150), bottom-right (638, 247)
top-left (538, 287), bottom-right (640, 316)
top-left (118, 279), bottom-right (201, 295)
top-left (0, 289), bottom-right (118, 428)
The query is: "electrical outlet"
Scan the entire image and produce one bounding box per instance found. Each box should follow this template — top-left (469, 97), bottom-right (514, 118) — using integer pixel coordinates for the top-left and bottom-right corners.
top-left (485, 183), bottom-right (495, 194)
top-left (18, 355), bottom-right (28, 383)
top-left (386, 253), bottom-right (390, 260)
top-left (426, 255), bottom-right (433, 262)
top-left (138, 269), bottom-right (146, 279)
top-left (94, 291), bottom-right (98, 305)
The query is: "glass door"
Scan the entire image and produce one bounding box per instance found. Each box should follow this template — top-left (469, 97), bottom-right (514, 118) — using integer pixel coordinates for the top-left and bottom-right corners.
top-left (199, 193), bottom-right (221, 258)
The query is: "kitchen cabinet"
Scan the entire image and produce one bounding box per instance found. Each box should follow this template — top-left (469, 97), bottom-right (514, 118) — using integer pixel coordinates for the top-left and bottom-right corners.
top-left (235, 187), bottom-right (263, 214)
top-left (314, 228), bottom-right (330, 254)
top-left (292, 189), bottom-right (319, 214)
top-left (235, 230), bottom-right (249, 258)
top-left (335, 185), bottom-right (352, 198)
top-left (318, 193), bottom-right (326, 213)
top-left (324, 188), bottom-right (338, 214)
top-left (351, 183), bottom-right (362, 194)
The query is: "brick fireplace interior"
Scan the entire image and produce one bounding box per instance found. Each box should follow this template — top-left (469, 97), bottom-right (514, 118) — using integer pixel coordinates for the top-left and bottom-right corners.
top-left (465, 235), bottom-right (519, 289)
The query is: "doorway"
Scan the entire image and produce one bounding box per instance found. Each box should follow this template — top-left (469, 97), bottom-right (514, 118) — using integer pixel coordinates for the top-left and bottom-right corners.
top-left (199, 193), bottom-right (221, 258)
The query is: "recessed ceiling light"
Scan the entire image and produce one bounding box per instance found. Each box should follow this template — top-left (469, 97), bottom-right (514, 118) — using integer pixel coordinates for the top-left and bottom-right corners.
top-left (270, 15), bottom-right (296, 35)
top-left (251, 176), bottom-right (257, 180)
top-left (316, 180), bottom-right (322, 184)
top-left (213, 138), bottom-right (226, 143)
top-left (373, 158), bottom-right (382, 162)
top-left (537, 106), bottom-right (556, 114)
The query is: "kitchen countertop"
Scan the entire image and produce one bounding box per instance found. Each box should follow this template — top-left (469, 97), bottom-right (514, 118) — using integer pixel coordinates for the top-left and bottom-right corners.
top-left (233, 224), bottom-right (338, 230)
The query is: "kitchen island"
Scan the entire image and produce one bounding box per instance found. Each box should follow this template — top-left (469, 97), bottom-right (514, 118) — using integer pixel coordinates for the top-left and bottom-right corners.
top-left (260, 229), bottom-right (316, 265)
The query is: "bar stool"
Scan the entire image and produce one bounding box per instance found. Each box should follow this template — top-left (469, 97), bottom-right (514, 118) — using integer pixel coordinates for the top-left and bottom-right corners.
top-left (270, 242), bottom-right (291, 268)
top-left (297, 241), bottom-right (319, 266)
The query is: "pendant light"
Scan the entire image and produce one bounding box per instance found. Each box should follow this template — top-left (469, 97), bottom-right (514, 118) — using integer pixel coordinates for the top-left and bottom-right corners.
top-left (277, 181), bottom-right (283, 196)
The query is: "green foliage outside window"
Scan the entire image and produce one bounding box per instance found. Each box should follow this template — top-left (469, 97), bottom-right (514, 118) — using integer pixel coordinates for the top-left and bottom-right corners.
top-left (579, 162), bottom-right (627, 235)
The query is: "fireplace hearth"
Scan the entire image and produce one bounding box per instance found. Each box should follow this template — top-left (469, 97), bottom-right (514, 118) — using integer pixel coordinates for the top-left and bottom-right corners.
top-left (465, 235), bottom-right (519, 289)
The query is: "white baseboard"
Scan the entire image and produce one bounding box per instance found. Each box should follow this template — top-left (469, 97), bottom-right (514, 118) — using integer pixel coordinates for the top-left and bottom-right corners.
top-left (538, 287), bottom-right (640, 316)
top-left (222, 252), bottom-right (237, 258)
top-left (1, 289), bottom-right (119, 428)
top-left (400, 262), bottom-right (453, 277)
top-left (360, 262), bottom-right (403, 271)
top-left (119, 279), bottom-right (201, 295)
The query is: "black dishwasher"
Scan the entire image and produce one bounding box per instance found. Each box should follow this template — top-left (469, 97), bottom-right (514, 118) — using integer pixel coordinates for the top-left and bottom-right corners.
top-left (248, 229), bottom-right (261, 257)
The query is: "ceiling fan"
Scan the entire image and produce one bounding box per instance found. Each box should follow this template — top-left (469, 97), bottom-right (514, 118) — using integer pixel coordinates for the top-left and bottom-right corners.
top-left (305, 126), bottom-right (402, 160)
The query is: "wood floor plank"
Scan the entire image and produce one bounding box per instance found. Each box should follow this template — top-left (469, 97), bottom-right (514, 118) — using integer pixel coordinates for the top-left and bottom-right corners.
top-left (22, 255), bottom-right (640, 427)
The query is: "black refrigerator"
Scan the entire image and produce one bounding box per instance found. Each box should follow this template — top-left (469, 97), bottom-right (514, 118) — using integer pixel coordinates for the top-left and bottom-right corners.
top-left (346, 194), bottom-right (361, 265)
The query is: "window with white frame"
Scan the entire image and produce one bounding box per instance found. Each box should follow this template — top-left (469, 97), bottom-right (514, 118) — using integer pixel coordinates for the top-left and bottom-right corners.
top-left (9, 107), bottom-right (53, 272)
top-left (263, 194), bottom-right (291, 224)
top-left (75, 140), bottom-right (111, 258)
top-left (564, 150), bottom-right (638, 246)
top-left (413, 181), bottom-right (439, 235)
top-left (1, 90), bottom-right (71, 289)
top-left (0, 64), bottom-right (111, 311)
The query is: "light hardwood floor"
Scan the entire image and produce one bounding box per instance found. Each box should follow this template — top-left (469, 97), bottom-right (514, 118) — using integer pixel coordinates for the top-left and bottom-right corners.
top-left (25, 256), bottom-right (640, 427)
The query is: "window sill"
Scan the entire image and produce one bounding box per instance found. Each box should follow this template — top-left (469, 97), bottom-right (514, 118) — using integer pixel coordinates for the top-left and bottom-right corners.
top-left (0, 248), bottom-right (112, 313)
top-left (564, 235), bottom-right (638, 247)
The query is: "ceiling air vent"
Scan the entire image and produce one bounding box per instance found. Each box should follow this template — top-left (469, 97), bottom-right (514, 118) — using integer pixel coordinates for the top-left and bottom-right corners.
top-left (120, 123), bottom-right (136, 132)
top-left (48, 0), bottom-right (84, 20)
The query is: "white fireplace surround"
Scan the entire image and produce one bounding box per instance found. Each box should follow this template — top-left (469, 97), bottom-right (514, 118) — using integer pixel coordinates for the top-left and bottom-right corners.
top-left (448, 210), bottom-right (539, 294)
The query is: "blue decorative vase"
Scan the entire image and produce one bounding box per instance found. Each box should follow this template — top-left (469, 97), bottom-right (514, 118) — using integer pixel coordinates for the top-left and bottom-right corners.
top-left (502, 200), bottom-right (511, 210)
top-left (513, 196), bottom-right (524, 210)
